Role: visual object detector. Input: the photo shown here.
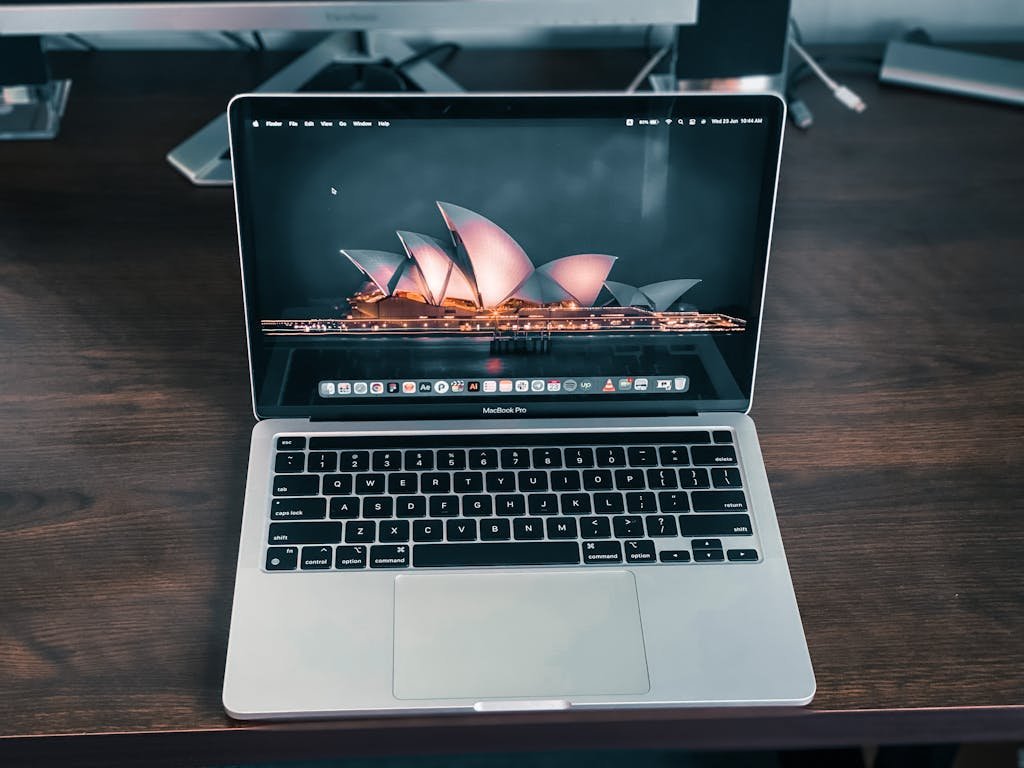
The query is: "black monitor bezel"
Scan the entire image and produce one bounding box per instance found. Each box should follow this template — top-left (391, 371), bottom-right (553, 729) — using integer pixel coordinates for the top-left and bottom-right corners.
top-left (228, 92), bottom-right (785, 421)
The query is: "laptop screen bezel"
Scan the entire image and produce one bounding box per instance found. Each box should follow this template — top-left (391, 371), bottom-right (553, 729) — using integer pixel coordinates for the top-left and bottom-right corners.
top-left (228, 92), bottom-right (785, 421)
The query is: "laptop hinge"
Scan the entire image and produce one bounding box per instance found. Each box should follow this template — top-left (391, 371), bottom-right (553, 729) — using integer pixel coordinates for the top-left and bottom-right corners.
top-left (308, 410), bottom-right (702, 423)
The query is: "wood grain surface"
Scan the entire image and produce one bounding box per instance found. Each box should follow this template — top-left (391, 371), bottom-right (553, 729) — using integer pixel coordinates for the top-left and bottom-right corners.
top-left (0, 49), bottom-right (1022, 763)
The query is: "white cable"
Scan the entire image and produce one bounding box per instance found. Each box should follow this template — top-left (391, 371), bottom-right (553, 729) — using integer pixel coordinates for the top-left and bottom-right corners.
top-left (626, 43), bottom-right (672, 93)
top-left (789, 38), bottom-right (867, 113)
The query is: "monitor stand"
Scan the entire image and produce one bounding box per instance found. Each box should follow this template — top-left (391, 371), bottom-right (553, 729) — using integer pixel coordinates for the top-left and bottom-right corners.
top-left (166, 30), bottom-right (464, 186)
top-left (0, 35), bottom-right (72, 141)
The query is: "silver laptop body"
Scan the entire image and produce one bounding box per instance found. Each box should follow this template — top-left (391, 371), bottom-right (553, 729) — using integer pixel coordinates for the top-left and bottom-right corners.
top-left (223, 93), bottom-right (815, 718)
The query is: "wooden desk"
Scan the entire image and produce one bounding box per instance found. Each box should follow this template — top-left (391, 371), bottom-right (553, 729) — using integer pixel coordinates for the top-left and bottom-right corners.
top-left (1, 49), bottom-right (1022, 765)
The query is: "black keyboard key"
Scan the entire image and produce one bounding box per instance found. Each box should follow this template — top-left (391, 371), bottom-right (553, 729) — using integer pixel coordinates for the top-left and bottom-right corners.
top-left (469, 449), bottom-right (498, 469)
top-left (678, 468), bottom-right (711, 489)
top-left (560, 493), bottom-right (592, 515)
top-left (323, 474), bottom-right (353, 495)
top-left (612, 515), bottom-right (644, 538)
top-left (594, 492), bottom-right (624, 514)
top-left (500, 448), bottom-right (530, 468)
top-left (429, 495), bottom-right (459, 517)
top-left (481, 519), bottom-right (511, 541)
top-left (388, 473), bottom-right (418, 494)
top-left (413, 542), bottom-right (580, 567)
top-left (658, 446), bottom-right (690, 466)
top-left (614, 469), bottom-right (645, 490)
top-left (355, 473), bottom-right (386, 494)
top-left (265, 546), bottom-right (298, 570)
top-left (329, 496), bottom-right (359, 519)
top-left (495, 495), bottom-right (526, 516)
top-left (658, 491), bottom-right (689, 512)
top-left (582, 469), bottom-right (613, 490)
top-left (340, 450), bottom-right (369, 471)
top-left (646, 515), bottom-right (678, 537)
top-left (519, 471), bottom-right (549, 492)
top-left (582, 540), bottom-right (622, 564)
top-left (275, 452), bottom-right (305, 473)
top-left (713, 430), bottom-right (734, 444)
top-left (691, 538), bottom-right (723, 550)
top-left (694, 549), bottom-right (725, 562)
top-left (362, 496), bottom-right (393, 518)
top-left (528, 494), bottom-right (559, 515)
top-left (276, 436), bottom-right (305, 450)
top-left (380, 520), bottom-right (410, 543)
top-left (624, 539), bottom-right (656, 563)
top-left (438, 449), bottom-right (466, 470)
top-left (646, 468), bottom-right (678, 490)
top-left (564, 447), bottom-right (594, 467)
top-left (681, 514), bottom-right (753, 537)
top-left (454, 471), bottom-right (484, 493)
top-left (596, 447), bottom-right (626, 467)
top-left (422, 473), bottom-right (451, 493)
top-left (659, 550), bottom-right (691, 563)
top-left (691, 445), bottom-right (737, 466)
top-left (271, 497), bottom-right (326, 521)
top-left (308, 451), bottom-right (337, 472)
top-left (396, 496), bottom-right (426, 518)
top-left (335, 545), bottom-right (367, 569)
top-left (463, 495), bottom-right (493, 517)
top-left (546, 517), bottom-right (578, 539)
top-left (345, 520), bottom-right (376, 543)
top-left (692, 490), bottom-right (748, 512)
top-left (727, 549), bottom-right (759, 562)
top-left (551, 470), bottom-right (581, 491)
top-left (513, 518), bottom-right (544, 540)
top-left (532, 447), bottom-right (562, 468)
top-left (412, 520), bottom-right (443, 542)
top-left (446, 519), bottom-right (477, 541)
top-left (711, 468), bottom-right (742, 488)
top-left (301, 545), bottom-right (334, 570)
top-left (372, 450), bottom-right (402, 471)
top-left (269, 521), bottom-right (342, 545)
top-left (272, 474), bottom-right (319, 497)
top-left (625, 492), bottom-right (657, 513)
top-left (581, 516), bottom-right (612, 539)
top-left (627, 446), bottom-right (657, 466)
top-left (370, 544), bottom-right (410, 568)
top-left (485, 471), bottom-right (516, 492)
top-left (406, 450), bottom-right (434, 470)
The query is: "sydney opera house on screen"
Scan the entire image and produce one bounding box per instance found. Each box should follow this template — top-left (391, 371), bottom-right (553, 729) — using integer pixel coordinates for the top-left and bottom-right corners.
top-left (262, 202), bottom-right (745, 337)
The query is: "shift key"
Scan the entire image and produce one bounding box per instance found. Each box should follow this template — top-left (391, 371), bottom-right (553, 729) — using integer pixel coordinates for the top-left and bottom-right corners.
top-left (268, 521), bottom-right (342, 545)
top-left (679, 514), bottom-right (753, 537)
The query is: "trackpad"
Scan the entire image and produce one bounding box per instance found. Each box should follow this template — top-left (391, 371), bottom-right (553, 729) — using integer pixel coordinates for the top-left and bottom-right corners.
top-left (393, 571), bottom-right (650, 700)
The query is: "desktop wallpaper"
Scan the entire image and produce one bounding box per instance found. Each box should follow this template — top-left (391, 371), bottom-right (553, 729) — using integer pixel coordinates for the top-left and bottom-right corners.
top-left (234, 102), bottom-right (778, 412)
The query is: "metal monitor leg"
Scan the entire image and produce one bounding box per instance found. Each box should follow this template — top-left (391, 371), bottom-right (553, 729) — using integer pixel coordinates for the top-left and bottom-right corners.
top-left (0, 35), bottom-right (72, 141)
top-left (166, 30), bottom-right (465, 186)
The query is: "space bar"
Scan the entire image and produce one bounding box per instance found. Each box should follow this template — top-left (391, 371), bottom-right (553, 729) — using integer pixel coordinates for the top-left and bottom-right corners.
top-left (413, 542), bottom-right (581, 567)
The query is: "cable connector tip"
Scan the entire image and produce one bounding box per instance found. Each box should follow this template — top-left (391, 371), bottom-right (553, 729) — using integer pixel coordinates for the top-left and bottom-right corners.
top-left (834, 85), bottom-right (867, 113)
top-left (788, 98), bottom-right (814, 130)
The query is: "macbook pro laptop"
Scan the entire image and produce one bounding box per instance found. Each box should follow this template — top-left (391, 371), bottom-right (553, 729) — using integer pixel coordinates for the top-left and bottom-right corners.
top-left (223, 92), bottom-right (814, 718)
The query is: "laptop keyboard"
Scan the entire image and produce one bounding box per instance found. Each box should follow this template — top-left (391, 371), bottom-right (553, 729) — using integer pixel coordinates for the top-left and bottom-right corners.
top-left (264, 431), bottom-right (759, 571)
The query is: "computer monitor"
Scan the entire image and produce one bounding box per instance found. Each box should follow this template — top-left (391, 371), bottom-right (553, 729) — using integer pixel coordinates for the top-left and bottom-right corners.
top-left (0, 0), bottom-right (698, 182)
top-left (0, 0), bottom-right (695, 35)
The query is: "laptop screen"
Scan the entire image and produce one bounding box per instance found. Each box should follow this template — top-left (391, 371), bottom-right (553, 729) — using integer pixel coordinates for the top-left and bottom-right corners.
top-left (229, 94), bottom-right (784, 420)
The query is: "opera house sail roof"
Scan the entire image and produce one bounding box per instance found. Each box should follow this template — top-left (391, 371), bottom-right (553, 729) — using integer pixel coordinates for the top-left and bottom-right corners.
top-left (339, 201), bottom-right (701, 315)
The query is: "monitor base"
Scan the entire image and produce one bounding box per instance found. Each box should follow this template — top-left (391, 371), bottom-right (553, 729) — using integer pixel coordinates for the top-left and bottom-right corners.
top-left (0, 79), bottom-right (71, 140)
top-left (166, 30), bottom-right (464, 186)
top-left (0, 35), bottom-right (72, 141)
